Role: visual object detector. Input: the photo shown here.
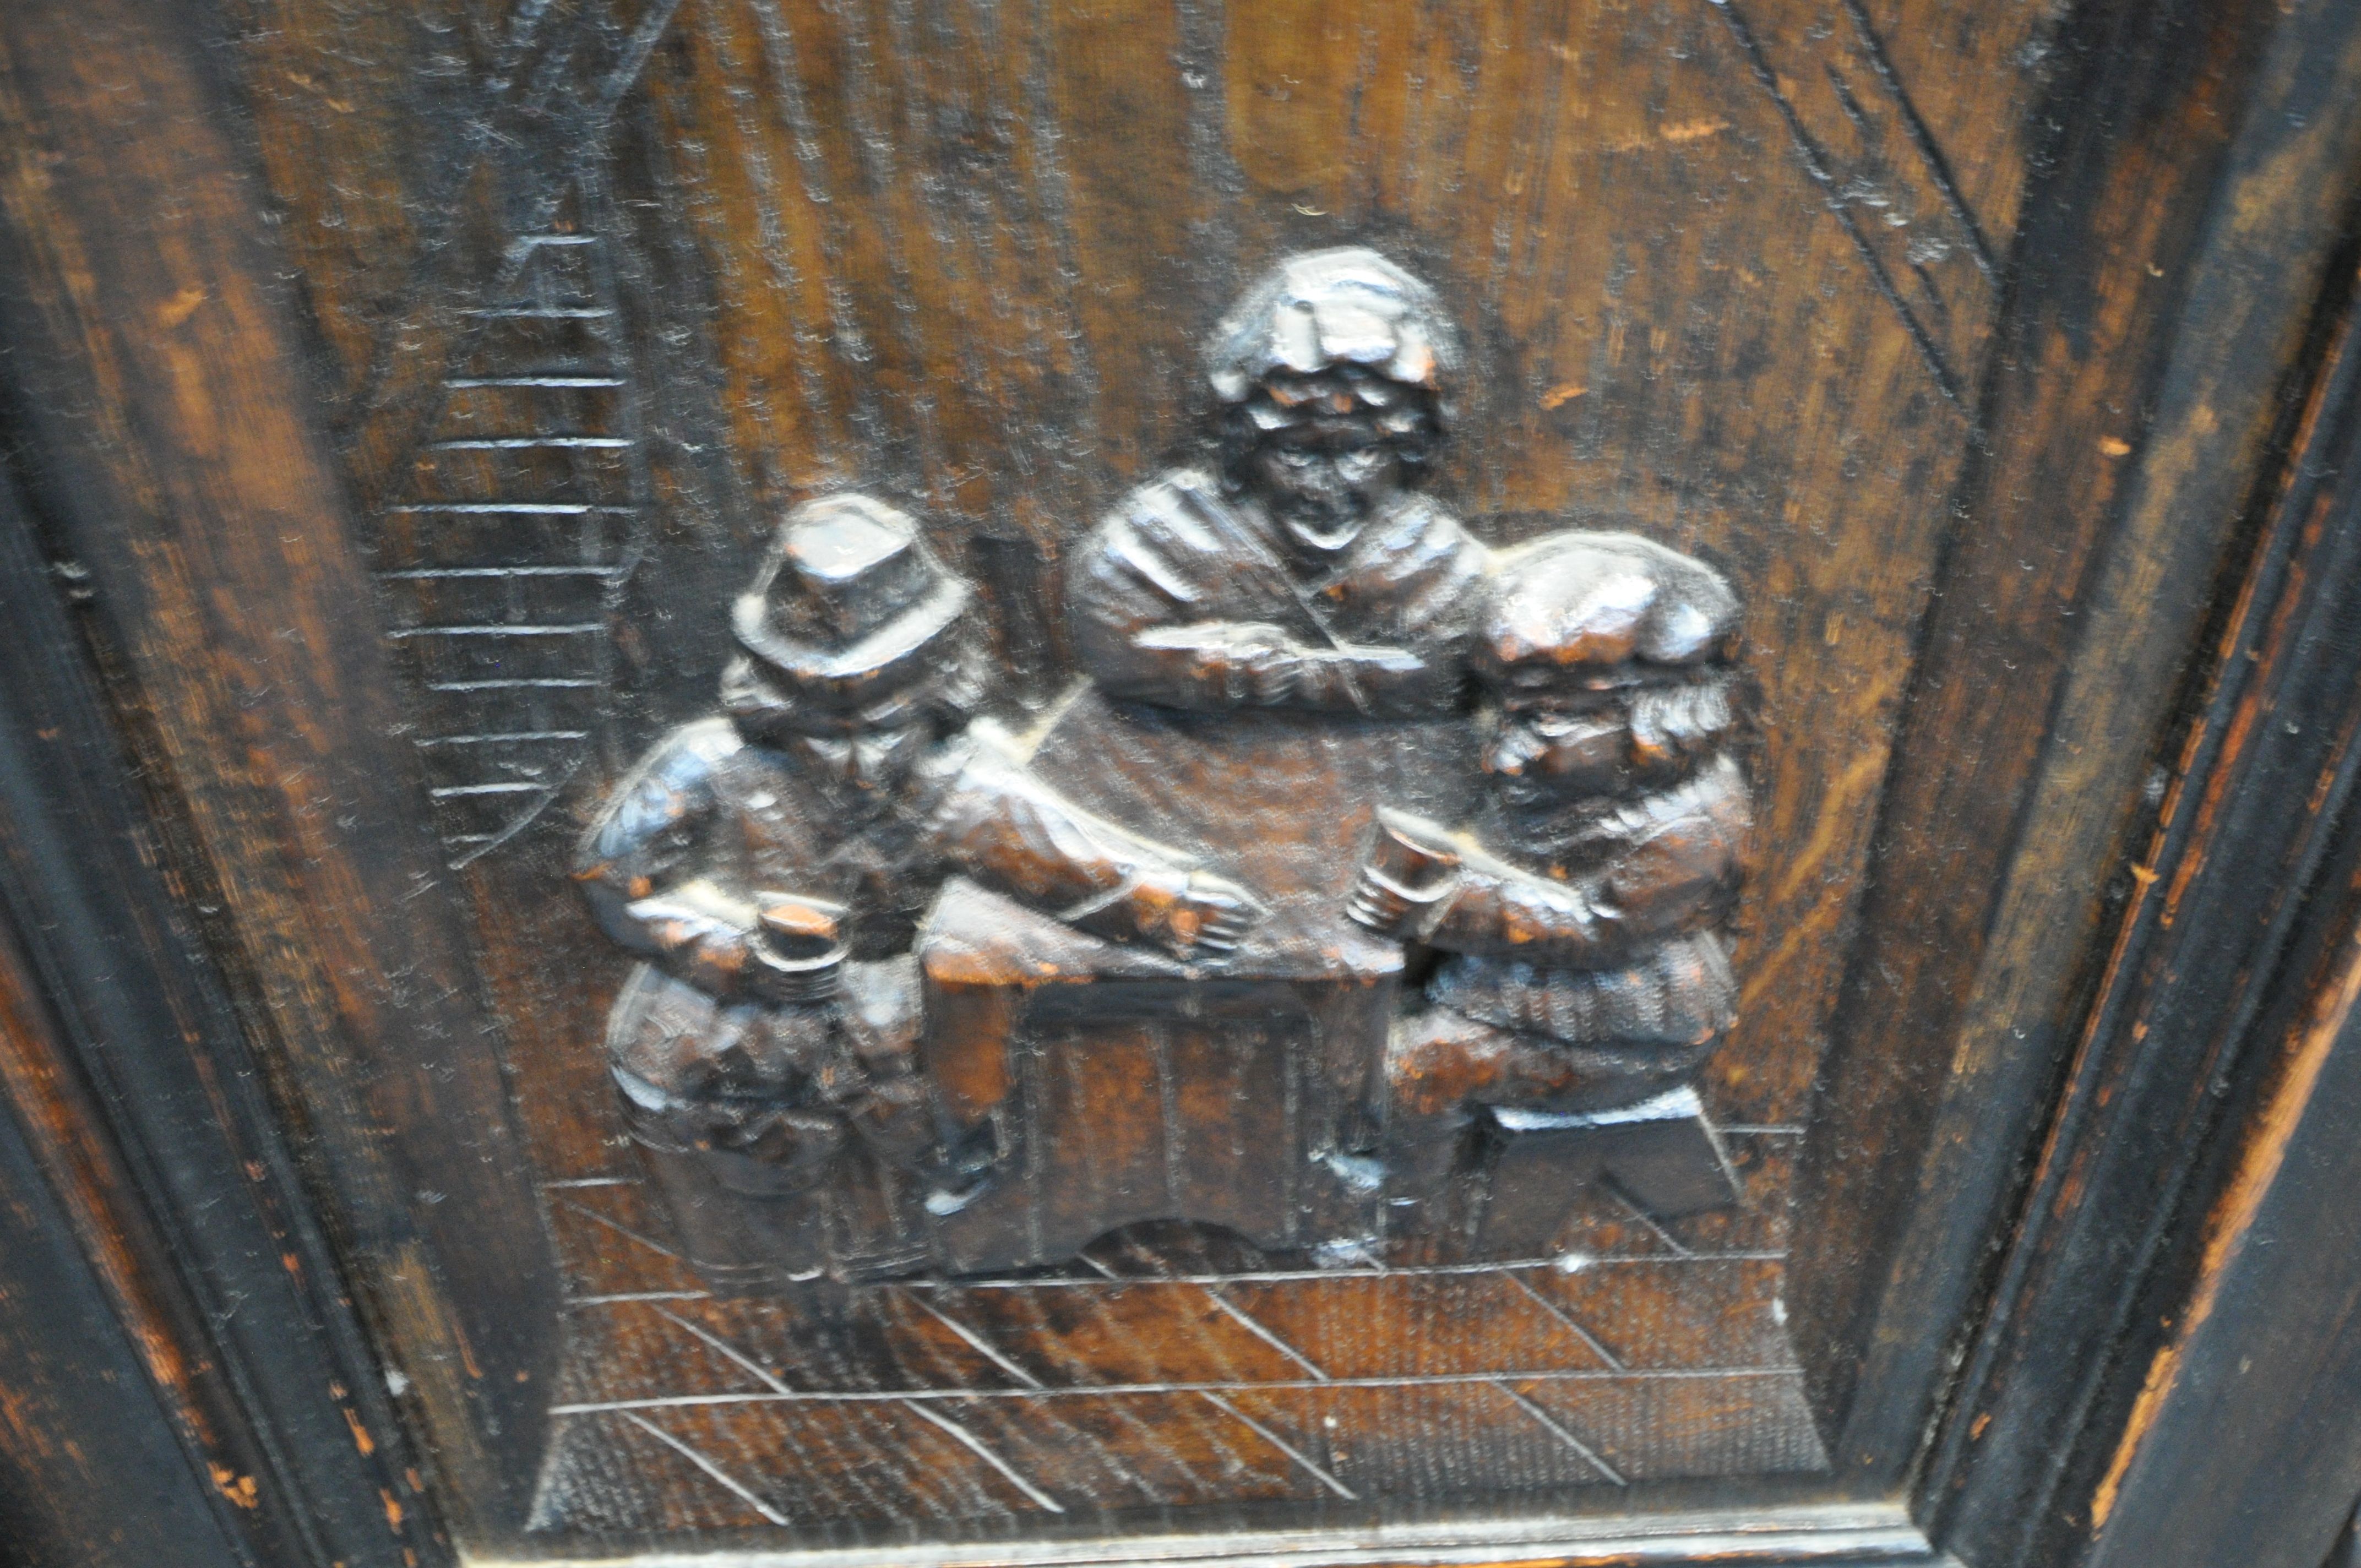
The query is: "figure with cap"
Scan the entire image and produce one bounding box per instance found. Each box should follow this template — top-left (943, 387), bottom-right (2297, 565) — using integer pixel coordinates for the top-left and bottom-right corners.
top-left (1344, 531), bottom-right (1756, 1235)
top-left (574, 494), bottom-right (1262, 1289)
top-left (1068, 248), bottom-right (1489, 716)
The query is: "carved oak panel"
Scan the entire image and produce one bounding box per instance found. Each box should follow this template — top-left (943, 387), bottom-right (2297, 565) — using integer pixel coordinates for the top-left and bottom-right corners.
top-left (14, 0), bottom-right (2361, 1559)
top-left (189, 0), bottom-right (2079, 1550)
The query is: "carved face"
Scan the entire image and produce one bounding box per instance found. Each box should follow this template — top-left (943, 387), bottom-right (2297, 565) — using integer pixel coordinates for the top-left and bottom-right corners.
top-left (1233, 368), bottom-right (1432, 554)
top-left (790, 722), bottom-right (936, 794)
top-left (1484, 701), bottom-right (1631, 806)
top-left (1484, 673), bottom-right (1739, 809)
top-left (1249, 420), bottom-right (1405, 553)
top-left (766, 645), bottom-right (978, 795)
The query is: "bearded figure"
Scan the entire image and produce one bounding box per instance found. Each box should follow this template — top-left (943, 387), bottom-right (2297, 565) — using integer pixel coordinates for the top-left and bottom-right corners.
top-left (1347, 531), bottom-right (1755, 1239)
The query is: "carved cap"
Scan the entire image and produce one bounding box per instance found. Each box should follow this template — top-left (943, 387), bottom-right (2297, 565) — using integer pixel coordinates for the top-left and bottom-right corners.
top-left (1478, 531), bottom-right (1739, 694)
top-left (1206, 248), bottom-right (1463, 410)
top-left (731, 493), bottom-right (971, 714)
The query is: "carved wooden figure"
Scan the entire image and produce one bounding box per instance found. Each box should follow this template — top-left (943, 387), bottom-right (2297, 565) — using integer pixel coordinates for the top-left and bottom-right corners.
top-left (1069, 248), bottom-right (1488, 718)
top-left (1349, 532), bottom-right (1754, 1250)
top-left (573, 493), bottom-right (1258, 1289)
top-left (574, 252), bottom-right (1759, 1291)
top-left (14, 0), bottom-right (2361, 1558)
top-left (13, 0), bottom-right (2361, 1556)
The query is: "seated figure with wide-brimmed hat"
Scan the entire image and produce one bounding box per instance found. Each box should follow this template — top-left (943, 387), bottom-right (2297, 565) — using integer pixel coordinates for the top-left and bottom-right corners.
top-left (574, 494), bottom-right (1260, 1289)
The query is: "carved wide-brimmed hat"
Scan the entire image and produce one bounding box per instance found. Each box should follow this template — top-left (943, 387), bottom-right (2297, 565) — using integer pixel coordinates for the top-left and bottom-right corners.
top-left (730, 493), bottom-right (972, 715)
top-left (1478, 531), bottom-right (1739, 695)
top-left (1205, 248), bottom-right (1464, 412)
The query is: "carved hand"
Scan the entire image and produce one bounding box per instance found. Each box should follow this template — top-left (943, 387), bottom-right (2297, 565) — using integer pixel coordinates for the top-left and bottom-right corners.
top-left (1162, 869), bottom-right (1263, 957)
top-left (1078, 863), bottom-right (1265, 959)
top-left (1138, 622), bottom-right (1304, 705)
top-left (1298, 644), bottom-right (1426, 714)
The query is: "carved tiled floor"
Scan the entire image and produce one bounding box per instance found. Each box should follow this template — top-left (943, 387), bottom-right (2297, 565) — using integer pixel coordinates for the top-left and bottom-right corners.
top-left (527, 1130), bottom-right (1825, 1538)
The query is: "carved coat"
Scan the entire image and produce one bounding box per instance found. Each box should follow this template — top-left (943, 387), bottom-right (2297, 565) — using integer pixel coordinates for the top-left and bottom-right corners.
top-left (1430, 755), bottom-right (1750, 1028)
top-left (1067, 466), bottom-right (1489, 716)
top-left (574, 707), bottom-right (1212, 1158)
top-left (1390, 753), bottom-right (1754, 1119)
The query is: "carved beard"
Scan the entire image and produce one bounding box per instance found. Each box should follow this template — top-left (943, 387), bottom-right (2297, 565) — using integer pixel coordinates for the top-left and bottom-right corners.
top-left (788, 726), bottom-right (933, 800)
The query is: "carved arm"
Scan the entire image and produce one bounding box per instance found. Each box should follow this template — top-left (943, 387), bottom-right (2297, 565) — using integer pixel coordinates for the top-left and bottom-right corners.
top-left (927, 731), bottom-right (1264, 959)
top-left (1348, 756), bottom-right (1751, 964)
top-left (1347, 812), bottom-right (1633, 964)
top-left (1065, 477), bottom-right (1464, 716)
top-left (571, 718), bottom-right (844, 1003)
top-left (1113, 624), bottom-right (1446, 715)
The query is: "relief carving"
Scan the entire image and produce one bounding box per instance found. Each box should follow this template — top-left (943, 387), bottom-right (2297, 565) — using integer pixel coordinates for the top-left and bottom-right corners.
top-left (576, 250), bottom-right (1756, 1293)
top-left (573, 494), bottom-right (1258, 1289)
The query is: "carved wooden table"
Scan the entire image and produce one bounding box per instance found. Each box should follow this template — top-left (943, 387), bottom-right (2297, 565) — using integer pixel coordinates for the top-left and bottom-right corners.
top-left (523, 689), bottom-right (1825, 1535)
top-left (916, 687), bottom-right (1482, 1272)
top-left (23, 0), bottom-right (2361, 1561)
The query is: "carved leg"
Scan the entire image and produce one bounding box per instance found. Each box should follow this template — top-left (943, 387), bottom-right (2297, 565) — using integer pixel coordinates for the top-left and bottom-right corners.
top-left (620, 1092), bottom-right (837, 1294)
top-left (1384, 1010), bottom-right (1740, 1254)
top-left (819, 1144), bottom-right (935, 1283)
top-left (1379, 1009), bottom-right (1539, 1240)
top-left (1383, 1009), bottom-right (1577, 1190)
top-left (602, 967), bottom-right (851, 1290)
top-left (834, 956), bottom-right (997, 1213)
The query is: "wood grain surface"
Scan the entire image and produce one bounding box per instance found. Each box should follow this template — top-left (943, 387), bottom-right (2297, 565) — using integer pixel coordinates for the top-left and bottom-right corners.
top-left (1925, 88), bottom-right (2361, 1561)
top-left (0, 918), bottom-right (256, 1568)
top-left (0, 0), bottom-right (561, 1530)
top-left (199, 0), bottom-right (2248, 1542)
top-left (526, 1133), bottom-right (1819, 1538)
top-left (222, 0), bottom-right (2064, 1150)
top-left (0, 467), bottom-right (438, 1566)
top-left (1792, 0), bottom-right (2361, 1474)
top-left (1, 0), bottom-right (2345, 1555)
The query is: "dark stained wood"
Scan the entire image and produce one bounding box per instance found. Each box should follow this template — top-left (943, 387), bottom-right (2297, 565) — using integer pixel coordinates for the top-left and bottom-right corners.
top-left (3, 0), bottom-right (2359, 1558)
top-left (2072, 845), bottom-right (2361, 1568)
top-left (1921, 189), bottom-right (2361, 1565)
top-left (0, 0), bottom-right (559, 1531)
top-left (524, 1135), bottom-right (1832, 1540)
top-left (224, 0), bottom-right (2066, 1148)
top-left (1790, 0), bottom-right (2361, 1476)
top-left (202, 6), bottom-right (2075, 1536)
top-left (0, 467), bottom-right (438, 1565)
top-left (0, 999), bottom-right (252, 1568)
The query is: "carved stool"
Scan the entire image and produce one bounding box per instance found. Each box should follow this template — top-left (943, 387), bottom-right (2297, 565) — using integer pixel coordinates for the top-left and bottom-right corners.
top-left (1473, 1086), bottom-right (1740, 1256)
